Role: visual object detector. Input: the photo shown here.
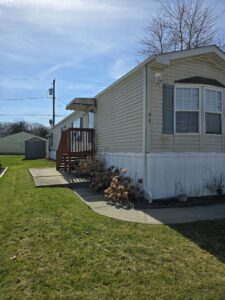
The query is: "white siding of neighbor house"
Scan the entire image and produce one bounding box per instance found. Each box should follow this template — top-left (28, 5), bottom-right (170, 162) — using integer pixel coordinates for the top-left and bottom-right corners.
top-left (0, 132), bottom-right (42, 154)
top-left (49, 111), bottom-right (88, 160)
top-left (95, 69), bottom-right (144, 153)
top-left (149, 57), bottom-right (225, 152)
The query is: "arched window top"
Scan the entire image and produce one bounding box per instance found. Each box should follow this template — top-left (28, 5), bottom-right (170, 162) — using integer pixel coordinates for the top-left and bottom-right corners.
top-left (175, 76), bottom-right (225, 88)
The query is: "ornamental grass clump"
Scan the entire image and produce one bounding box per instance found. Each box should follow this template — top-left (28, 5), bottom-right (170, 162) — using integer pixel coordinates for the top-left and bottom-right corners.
top-left (79, 160), bottom-right (118, 191)
top-left (89, 164), bottom-right (117, 191)
top-left (78, 161), bottom-right (90, 176)
top-left (79, 160), bottom-right (144, 205)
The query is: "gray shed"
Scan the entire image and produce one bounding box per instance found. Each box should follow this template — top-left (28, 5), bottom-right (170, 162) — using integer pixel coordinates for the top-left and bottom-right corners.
top-left (25, 137), bottom-right (47, 159)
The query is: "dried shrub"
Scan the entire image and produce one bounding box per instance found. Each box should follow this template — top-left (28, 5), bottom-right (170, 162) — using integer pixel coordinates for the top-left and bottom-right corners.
top-left (104, 168), bottom-right (144, 207)
top-left (79, 160), bottom-right (144, 205)
top-left (89, 164), bottom-right (117, 191)
top-left (79, 160), bottom-right (117, 191)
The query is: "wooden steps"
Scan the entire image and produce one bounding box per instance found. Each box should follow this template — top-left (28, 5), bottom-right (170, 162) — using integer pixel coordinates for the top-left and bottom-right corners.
top-left (56, 128), bottom-right (95, 174)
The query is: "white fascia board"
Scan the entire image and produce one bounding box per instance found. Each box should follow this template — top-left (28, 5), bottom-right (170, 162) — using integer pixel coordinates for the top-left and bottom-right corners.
top-left (95, 46), bottom-right (225, 99)
top-left (156, 45), bottom-right (225, 65)
top-left (49, 111), bottom-right (77, 131)
top-left (95, 56), bottom-right (156, 98)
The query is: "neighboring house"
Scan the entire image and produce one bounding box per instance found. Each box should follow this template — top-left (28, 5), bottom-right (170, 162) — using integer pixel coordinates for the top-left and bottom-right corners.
top-left (0, 131), bottom-right (46, 155)
top-left (49, 45), bottom-right (225, 199)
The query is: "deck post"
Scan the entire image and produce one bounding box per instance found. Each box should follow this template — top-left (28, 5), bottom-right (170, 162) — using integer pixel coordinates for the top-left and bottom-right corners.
top-left (64, 155), bottom-right (67, 172)
top-left (56, 128), bottom-right (95, 173)
top-left (68, 129), bottom-right (71, 174)
top-left (68, 154), bottom-right (71, 174)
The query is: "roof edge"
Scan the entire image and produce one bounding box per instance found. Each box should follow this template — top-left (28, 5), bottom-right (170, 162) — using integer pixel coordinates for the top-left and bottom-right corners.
top-left (49, 111), bottom-right (77, 131)
top-left (95, 56), bottom-right (156, 98)
top-left (95, 45), bottom-right (225, 98)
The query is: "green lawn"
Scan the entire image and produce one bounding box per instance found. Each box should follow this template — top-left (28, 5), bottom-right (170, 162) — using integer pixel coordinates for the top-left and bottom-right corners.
top-left (1, 155), bottom-right (225, 299)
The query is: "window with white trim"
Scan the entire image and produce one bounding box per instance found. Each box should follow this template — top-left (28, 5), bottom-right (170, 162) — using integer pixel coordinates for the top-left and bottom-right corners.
top-left (73, 117), bottom-right (83, 129)
top-left (88, 112), bottom-right (94, 128)
top-left (175, 87), bottom-right (200, 133)
top-left (205, 89), bottom-right (222, 134)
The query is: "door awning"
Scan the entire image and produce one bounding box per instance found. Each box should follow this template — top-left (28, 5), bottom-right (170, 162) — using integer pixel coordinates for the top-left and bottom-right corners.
top-left (66, 98), bottom-right (96, 112)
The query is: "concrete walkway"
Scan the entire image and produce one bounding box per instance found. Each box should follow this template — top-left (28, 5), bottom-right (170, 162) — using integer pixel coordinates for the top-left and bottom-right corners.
top-left (29, 168), bottom-right (89, 187)
top-left (73, 187), bottom-right (225, 224)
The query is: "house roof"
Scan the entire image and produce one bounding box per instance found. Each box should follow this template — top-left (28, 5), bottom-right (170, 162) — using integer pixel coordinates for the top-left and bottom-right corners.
top-left (0, 131), bottom-right (46, 142)
top-left (49, 111), bottom-right (75, 130)
top-left (49, 110), bottom-right (84, 131)
top-left (95, 45), bottom-right (225, 98)
top-left (64, 45), bottom-right (225, 115)
top-left (175, 76), bottom-right (225, 88)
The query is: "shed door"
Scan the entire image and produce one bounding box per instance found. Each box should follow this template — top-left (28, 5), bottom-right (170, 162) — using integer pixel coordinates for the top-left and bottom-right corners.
top-left (25, 141), bottom-right (46, 159)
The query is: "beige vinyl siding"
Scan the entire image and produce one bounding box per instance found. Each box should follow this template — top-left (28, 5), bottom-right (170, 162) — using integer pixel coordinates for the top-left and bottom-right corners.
top-left (149, 58), bottom-right (225, 152)
top-left (95, 69), bottom-right (143, 152)
top-left (49, 111), bottom-right (88, 151)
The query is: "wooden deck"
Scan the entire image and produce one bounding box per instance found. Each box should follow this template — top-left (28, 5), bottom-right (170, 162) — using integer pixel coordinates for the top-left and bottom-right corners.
top-left (56, 128), bottom-right (95, 173)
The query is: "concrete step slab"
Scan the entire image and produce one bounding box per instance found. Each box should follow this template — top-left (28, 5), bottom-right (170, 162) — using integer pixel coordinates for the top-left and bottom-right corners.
top-left (29, 168), bottom-right (90, 188)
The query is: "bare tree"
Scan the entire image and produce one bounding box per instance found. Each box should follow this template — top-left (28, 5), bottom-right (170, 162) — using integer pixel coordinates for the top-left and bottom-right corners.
top-left (139, 0), bottom-right (221, 57)
top-left (0, 121), bottom-right (49, 138)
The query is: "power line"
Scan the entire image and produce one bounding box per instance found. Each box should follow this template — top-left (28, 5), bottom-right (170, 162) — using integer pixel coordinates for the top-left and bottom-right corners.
top-left (1, 78), bottom-right (52, 81)
top-left (0, 97), bottom-right (49, 101)
top-left (57, 98), bottom-right (67, 105)
top-left (0, 96), bottom-right (64, 102)
top-left (0, 114), bottom-right (66, 117)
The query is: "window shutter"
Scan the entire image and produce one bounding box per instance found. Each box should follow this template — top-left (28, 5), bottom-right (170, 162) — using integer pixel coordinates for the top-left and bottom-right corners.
top-left (163, 84), bottom-right (174, 134)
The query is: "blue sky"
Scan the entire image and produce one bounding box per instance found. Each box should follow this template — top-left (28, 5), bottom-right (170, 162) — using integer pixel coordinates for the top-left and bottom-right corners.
top-left (0, 0), bottom-right (225, 126)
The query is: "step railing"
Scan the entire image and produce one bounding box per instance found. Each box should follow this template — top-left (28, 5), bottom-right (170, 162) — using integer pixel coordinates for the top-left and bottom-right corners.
top-left (56, 130), bottom-right (68, 170)
top-left (56, 128), bottom-right (95, 170)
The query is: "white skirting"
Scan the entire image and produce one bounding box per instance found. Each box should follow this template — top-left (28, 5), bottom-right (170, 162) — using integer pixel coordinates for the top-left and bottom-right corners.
top-left (98, 152), bottom-right (143, 182)
top-left (99, 151), bottom-right (225, 199)
top-left (49, 150), bottom-right (56, 160)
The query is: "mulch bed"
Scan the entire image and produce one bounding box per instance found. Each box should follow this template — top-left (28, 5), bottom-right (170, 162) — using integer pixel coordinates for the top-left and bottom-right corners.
top-left (86, 185), bottom-right (225, 209)
top-left (133, 195), bottom-right (225, 209)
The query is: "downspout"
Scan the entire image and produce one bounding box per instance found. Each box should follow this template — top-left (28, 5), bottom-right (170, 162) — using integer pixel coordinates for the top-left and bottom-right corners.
top-left (142, 65), bottom-right (152, 202)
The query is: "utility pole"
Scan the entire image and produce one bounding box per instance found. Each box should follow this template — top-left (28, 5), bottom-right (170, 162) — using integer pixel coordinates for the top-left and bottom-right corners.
top-left (53, 79), bottom-right (55, 126)
top-left (48, 79), bottom-right (56, 126)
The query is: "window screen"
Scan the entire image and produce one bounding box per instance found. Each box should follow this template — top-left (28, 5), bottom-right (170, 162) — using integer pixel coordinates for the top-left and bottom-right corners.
top-left (175, 87), bottom-right (199, 133)
top-left (205, 89), bottom-right (222, 134)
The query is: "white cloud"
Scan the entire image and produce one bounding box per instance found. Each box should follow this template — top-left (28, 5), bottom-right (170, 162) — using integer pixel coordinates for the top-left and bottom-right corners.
top-left (0, 79), bottom-right (36, 90)
top-left (109, 57), bottom-right (135, 80)
top-left (63, 82), bottom-right (98, 91)
top-left (0, 0), bottom-right (157, 126)
top-left (39, 62), bottom-right (79, 76)
top-left (0, 0), bottom-right (147, 14)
